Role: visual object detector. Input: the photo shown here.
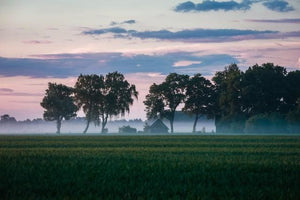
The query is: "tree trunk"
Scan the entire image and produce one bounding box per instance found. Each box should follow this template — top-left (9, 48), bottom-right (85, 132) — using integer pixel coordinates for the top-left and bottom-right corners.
top-left (83, 119), bottom-right (90, 134)
top-left (56, 118), bottom-right (62, 134)
top-left (215, 115), bottom-right (221, 133)
top-left (170, 119), bottom-right (174, 134)
top-left (170, 111), bottom-right (175, 134)
top-left (101, 122), bottom-right (106, 133)
top-left (193, 114), bottom-right (199, 133)
top-left (101, 114), bottom-right (108, 133)
top-left (83, 104), bottom-right (92, 134)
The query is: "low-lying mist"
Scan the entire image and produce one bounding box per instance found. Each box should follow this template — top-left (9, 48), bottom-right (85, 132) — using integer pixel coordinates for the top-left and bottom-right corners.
top-left (0, 118), bottom-right (215, 134)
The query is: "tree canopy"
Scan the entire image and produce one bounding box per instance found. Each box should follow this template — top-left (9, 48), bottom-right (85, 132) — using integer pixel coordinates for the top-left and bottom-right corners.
top-left (40, 83), bottom-right (78, 134)
top-left (241, 63), bottom-right (287, 116)
top-left (213, 63), bottom-right (300, 133)
top-left (74, 74), bottom-right (104, 133)
top-left (99, 71), bottom-right (138, 133)
top-left (212, 64), bottom-right (245, 133)
top-left (144, 73), bottom-right (189, 133)
top-left (183, 73), bottom-right (215, 133)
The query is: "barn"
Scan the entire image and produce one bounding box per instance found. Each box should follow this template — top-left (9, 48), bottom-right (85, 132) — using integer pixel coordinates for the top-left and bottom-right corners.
top-left (148, 119), bottom-right (169, 133)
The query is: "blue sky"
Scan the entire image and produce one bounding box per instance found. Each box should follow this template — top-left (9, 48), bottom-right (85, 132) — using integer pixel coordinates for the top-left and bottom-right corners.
top-left (0, 0), bottom-right (299, 120)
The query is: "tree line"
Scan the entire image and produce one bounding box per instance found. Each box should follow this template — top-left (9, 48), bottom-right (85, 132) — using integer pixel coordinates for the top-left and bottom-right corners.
top-left (41, 63), bottom-right (300, 134)
top-left (41, 72), bottom-right (138, 134)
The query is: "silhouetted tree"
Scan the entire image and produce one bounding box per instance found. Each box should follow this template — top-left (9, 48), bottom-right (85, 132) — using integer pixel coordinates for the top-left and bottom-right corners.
top-left (286, 98), bottom-right (300, 133)
top-left (212, 64), bottom-right (244, 133)
top-left (241, 63), bottom-right (287, 116)
top-left (74, 74), bottom-right (104, 133)
top-left (99, 72), bottom-right (138, 133)
top-left (40, 83), bottom-right (78, 134)
top-left (244, 112), bottom-right (287, 133)
top-left (144, 73), bottom-right (189, 133)
top-left (183, 73), bottom-right (214, 133)
top-left (285, 70), bottom-right (300, 113)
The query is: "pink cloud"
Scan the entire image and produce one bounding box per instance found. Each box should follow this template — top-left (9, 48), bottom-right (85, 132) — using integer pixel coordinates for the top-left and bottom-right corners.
top-left (0, 88), bottom-right (14, 92)
top-left (173, 60), bottom-right (202, 67)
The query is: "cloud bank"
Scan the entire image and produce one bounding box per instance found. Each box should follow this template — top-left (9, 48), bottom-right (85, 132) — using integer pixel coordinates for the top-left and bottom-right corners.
top-left (83, 27), bottom-right (300, 42)
top-left (174, 0), bottom-right (295, 13)
top-left (246, 18), bottom-right (300, 24)
top-left (263, 0), bottom-right (294, 12)
top-left (0, 53), bottom-right (238, 78)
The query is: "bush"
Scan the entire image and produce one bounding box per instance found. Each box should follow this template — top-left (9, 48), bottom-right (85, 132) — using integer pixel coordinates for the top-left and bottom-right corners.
top-left (245, 113), bottom-right (287, 133)
top-left (119, 125), bottom-right (137, 133)
top-left (286, 105), bottom-right (300, 133)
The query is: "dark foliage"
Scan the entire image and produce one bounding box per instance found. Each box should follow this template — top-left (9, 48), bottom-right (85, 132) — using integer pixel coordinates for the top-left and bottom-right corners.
top-left (144, 73), bottom-right (189, 133)
top-left (99, 71), bottom-right (138, 133)
top-left (74, 74), bottom-right (104, 133)
top-left (40, 83), bottom-right (78, 134)
top-left (183, 73), bottom-right (215, 132)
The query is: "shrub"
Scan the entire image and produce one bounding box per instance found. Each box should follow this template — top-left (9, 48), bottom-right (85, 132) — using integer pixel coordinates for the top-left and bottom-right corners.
top-left (245, 112), bottom-right (287, 133)
top-left (119, 125), bottom-right (137, 133)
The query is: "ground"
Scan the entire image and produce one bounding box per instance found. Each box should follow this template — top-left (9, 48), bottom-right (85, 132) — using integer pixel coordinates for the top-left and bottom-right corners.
top-left (0, 135), bottom-right (299, 199)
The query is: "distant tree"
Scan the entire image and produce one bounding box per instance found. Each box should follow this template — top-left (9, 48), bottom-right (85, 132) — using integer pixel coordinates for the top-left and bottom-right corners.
top-left (0, 114), bottom-right (17, 124)
top-left (183, 73), bottom-right (214, 133)
top-left (40, 83), bottom-right (78, 134)
top-left (74, 74), bottom-right (104, 134)
top-left (212, 64), bottom-right (244, 133)
top-left (99, 72), bottom-right (138, 133)
top-left (144, 73), bottom-right (189, 133)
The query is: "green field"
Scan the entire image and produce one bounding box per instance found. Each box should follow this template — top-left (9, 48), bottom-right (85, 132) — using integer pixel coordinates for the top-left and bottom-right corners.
top-left (0, 135), bottom-right (299, 199)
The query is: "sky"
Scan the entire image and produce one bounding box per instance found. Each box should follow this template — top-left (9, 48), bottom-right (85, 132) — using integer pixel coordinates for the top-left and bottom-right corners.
top-left (0, 0), bottom-right (299, 120)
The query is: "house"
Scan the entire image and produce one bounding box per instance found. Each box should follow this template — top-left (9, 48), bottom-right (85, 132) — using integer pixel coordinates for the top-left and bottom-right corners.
top-left (146, 119), bottom-right (169, 133)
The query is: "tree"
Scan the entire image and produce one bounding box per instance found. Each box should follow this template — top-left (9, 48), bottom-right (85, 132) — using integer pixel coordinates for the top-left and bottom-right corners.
top-left (286, 98), bottom-right (300, 133)
top-left (285, 70), bottom-right (300, 113)
top-left (144, 73), bottom-right (189, 133)
top-left (212, 64), bottom-right (244, 133)
top-left (183, 73), bottom-right (214, 133)
top-left (40, 83), bottom-right (78, 134)
top-left (0, 114), bottom-right (17, 124)
top-left (74, 74), bottom-right (104, 134)
top-left (241, 63), bottom-right (287, 116)
top-left (99, 72), bottom-right (138, 133)
top-left (244, 112), bottom-right (287, 134)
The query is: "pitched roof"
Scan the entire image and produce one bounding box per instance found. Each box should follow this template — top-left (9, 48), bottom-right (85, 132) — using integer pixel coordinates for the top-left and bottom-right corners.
top-left (150, 119), bottom-right (169, 130)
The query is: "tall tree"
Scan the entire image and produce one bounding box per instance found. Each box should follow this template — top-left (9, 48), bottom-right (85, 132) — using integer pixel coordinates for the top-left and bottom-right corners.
top-left (144, 73), bottom-right (189, 133)
top-left (74, 74), bottom-right (104, 134)
top-left (285, 70), bottom-right (300, 112)
top-left (40, 83), bottom-right (78, 134)
top-left (99, 72), bottom-right (138, 133)
top-left (241, 63), bottom-right (287, 116)
top-left (286, 98), bottom-right (300, 133)
top-left (212, 64), bottom-right (244, 133)
top-left (183, 73), bottom-right (214, 133)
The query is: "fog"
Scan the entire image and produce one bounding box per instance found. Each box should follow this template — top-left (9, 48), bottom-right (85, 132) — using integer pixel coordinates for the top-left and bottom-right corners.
top-left (0, 117), bottom-right (216, 135)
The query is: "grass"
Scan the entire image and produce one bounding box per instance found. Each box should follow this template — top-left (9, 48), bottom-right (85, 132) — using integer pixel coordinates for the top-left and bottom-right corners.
top-left (0, 135), bottom-right (299, 199)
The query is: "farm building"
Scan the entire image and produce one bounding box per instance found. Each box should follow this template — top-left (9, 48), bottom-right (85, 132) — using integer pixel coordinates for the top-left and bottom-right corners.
top-left (146, 119), bottom-right (169, 133)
